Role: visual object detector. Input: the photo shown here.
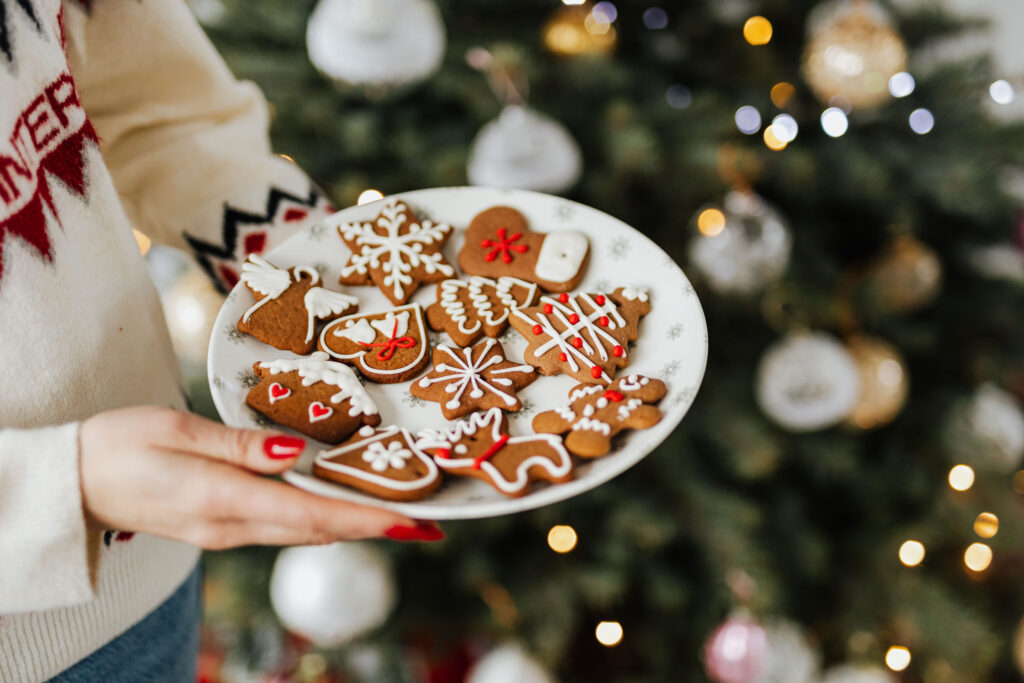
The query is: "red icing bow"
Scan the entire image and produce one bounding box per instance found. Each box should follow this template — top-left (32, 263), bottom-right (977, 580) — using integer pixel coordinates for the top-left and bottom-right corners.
top-left (358, 319), bottom-right (416, 361)
top-left (481, 227), bottom-right (528, 263)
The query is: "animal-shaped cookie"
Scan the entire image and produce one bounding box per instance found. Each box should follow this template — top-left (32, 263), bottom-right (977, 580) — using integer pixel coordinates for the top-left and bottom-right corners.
top-left (510, 287), bottom-right (651, 384)
top-left (334, 198), bottom-right (455, 305)
top-left (313, 425), bottom-right (441, 501)
top-left (425, 276), bottom-right (540, 347)
top-left (318, 303), bottom-right (430, 383)
top-left (411, 338), bottom-right (537, 419)
top-left (245, 352), bottom-right (380, 444)
top-left (532, 374), bottom-right (667, 457)
top-left (238, 255), bottom-right (359, 355)
top-left (458, 206), bottom-right (589, 292)
top-left (415, 408), bottom-right (573, 498)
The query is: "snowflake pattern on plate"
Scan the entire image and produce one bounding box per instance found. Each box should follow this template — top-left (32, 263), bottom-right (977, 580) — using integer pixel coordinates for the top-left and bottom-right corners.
top-left (608, 237), bottom-right (631, 260)
top-left (659, 359), bottom-right (682, 378)
top-left (553, 202), bottom-right (576, 222)
top-left (401, 393), bottom-right (429, 409)
top-left (237, 368), bottom-right (260, 389)
top-left (667, 323), bottom-right (685, 340)
top-left (223, 324), bottom-right (246, 345)
top-left (308, 222), bottom-right (328, 241)
top-left (510, 398), bottom-right (537, 419)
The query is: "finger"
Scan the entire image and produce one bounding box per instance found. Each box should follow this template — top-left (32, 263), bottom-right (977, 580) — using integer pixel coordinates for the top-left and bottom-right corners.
top-left (187, 520), bottom-right (338, 550)
top-left (150, 410), bottom-right (306, 474)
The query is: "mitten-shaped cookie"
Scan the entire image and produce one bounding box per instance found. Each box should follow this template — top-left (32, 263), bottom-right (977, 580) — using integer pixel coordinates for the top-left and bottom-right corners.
top-left (318, 304), bottom-right (430, 383)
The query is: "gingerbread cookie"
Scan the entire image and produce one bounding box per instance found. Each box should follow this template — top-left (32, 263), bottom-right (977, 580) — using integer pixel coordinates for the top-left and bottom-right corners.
top-left (458, 206), bottom-right (589, 292)
top-left (245, 352), bottom-right (381, 444)
top-left (415, 408), bottom-right (573, 498)
top-left (425, 276), bottom-right (540, 347)
top-left (510, 287), bottom-right (651, 384)
top-left (334, 198), bottom-right (455, 305)
top-left (532, 374), bottom-right (667, 458)
top-left (318, 303), bottom-right (430, 383)
top-left (411, 338), bottom-right (537, 419)
top-left (238, 255), bottom-right (359, 355)
top-left (313, 425), bottom-right (441, 501)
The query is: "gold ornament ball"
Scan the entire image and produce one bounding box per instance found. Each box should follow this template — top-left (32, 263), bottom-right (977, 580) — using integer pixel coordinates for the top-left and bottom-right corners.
top-left (846, 335), bottom-right (909, 429)
top-left (543, 5), bottom-right (617, 57)
top-left (801, 0), bottom-right (907, 110)
top-left (867, 236), bottom-right (942, 313)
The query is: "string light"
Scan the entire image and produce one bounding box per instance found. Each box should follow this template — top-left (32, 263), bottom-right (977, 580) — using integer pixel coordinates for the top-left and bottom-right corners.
top-left (964, 542), bottom-right (992, 572)
top-left (595, 621), bottom-right (624, 646)
top-left (770, 82), bottom-right (795, 108)
top-left (734, 105), bottom-right (761, 134)
top-left (547, 525), bottom-right (578, 553)
top-left (888, 72), bottom-right (915, 98)
top-left (898, 540), bottom-right (925, 567)
top-left (885, 646), bottom-right (911, 672)
top-left (357, 189), bottom-right (384, 205)
top-left (820, 107), bottom-right (849, 137)
top-left (948, 464), bottom-right (975, 491)
top-left (908, 108), bottom-right (934, 135)
top-left (743, 16), bottom-right (772, 45)
top-left (974, 512), bottom-right (999, 539)
top-left (763, 126), bottom-right (787, 151)
top-left (132, 229), bottom-right (152, 256)
top-left (697, 208), bottom-right (726, 236)
top-left (989, 80), bottom-right (1015, 105)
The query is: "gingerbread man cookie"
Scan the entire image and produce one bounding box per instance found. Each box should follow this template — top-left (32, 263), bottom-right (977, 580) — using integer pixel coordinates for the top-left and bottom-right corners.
top-left (416, 408), bottom-right (573, 498)
top-left (318, 303), bottom-right (430, 383)
top-left (532, 374), bottom-right (667, 458)
top-left (245, 352), bottom-right (381, 444)
top-left (334, 198), bottom-right (455, 305)
top-left (313, 425), bottom-right (441, 501)
top-left (411, 338), bottom-right (537, 419)
top-left (458, 206), bottom-right (589, 292)
top-left (238, 255), bottom-right (359, 355)
top-left (510, 287), bottom-right (651, 384)
top-left (426, 276), bottom-right (540, 347)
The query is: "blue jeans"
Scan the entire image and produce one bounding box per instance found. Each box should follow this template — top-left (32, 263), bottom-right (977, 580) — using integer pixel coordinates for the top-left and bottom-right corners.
top-left (50, 565), bottom-right (201, 682)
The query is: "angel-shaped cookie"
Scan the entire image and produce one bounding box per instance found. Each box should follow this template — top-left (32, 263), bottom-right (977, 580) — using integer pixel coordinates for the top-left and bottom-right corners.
top-left (238, 254), bottom-right (359, 355)
top-left (318, 303), bottom-right (430, 383)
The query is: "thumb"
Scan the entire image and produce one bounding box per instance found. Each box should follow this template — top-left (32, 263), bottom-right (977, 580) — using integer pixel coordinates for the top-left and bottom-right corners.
top-left (158, 410), bottom-right (306, 474)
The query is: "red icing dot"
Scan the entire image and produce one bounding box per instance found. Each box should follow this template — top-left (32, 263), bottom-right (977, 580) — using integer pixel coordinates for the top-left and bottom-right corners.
top-left (568, 313), bottom-right (580, 324)
top-left (599, 316), bottom-right (610, 326)
top-left (558, 292), bottom-right (570, 303)
top-left (543, 303), bottom-right (553, 314)
top-left (595, 294), bottom-right (606, 305)
top-left (612, 345), bottom-right (624, 357)
top-left (572, 337), bottom-right (583, 349)
top-left (591, 366), bottom-right (603, 379)
top-left (532, 324), bottom-right (543, 335)
top-left (559, 352), bottom-right (568, 362)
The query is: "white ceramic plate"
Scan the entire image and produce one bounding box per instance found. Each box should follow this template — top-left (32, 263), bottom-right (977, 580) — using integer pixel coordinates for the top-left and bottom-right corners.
top-left (208, 187), bottom-right (707, 519)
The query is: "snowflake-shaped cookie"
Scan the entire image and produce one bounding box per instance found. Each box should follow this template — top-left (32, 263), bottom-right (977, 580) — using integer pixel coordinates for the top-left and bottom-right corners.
top-left (334, 198), bottom-right (455, 305)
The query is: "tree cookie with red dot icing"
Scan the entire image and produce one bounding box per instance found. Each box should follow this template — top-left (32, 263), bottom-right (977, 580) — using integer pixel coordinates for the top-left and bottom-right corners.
top-left (411, 338), bottom-right (537, 419)
top-left (415, 408), bottom-right (573, 498)
top-left (237, 255), bottom-right (359, 355)
top-left (425, 276), bottom-right (540, 347)
top-left (509, 286), bottom-right (651, 385)
top-left (532, 374), bottom-right (667, 458)
top-left (313, 425), bottom-right (441, 501)
top-left (458, 206), bottom-right (589, 292)
top-left (245, 351), bottom-right (381, 444)
top-left (317, 303), bottom-right (430, 383)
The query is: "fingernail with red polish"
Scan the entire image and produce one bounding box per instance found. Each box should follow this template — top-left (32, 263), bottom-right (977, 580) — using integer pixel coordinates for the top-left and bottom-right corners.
top-left (385, 523), bottom-right (445, 542)
top-left (264, 435), bottom-right (305, 459)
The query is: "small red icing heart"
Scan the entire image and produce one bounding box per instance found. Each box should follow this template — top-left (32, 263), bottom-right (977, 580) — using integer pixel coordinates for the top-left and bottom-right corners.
top-left (268, 383), bottom-right (291, 403)
top-left (308, 402), bottom-right (333, 422)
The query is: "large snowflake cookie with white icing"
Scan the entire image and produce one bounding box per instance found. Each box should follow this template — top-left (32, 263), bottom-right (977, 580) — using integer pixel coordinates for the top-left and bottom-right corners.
top-left (333, 198), bottom-right (455, 305)
top-left (237, 255), bottom-right (359, 355)
top-left (457, 206), bottom-right (589, 292)
top-left (416, 408), bottom-right (573, 498)
top-left (411, 338), bottom-right (537, 419)
top-left (313, 425), bottom-right (441, 501)
top-left (510, 286), bottom-right (651, 385)
top-left (425, 276), bottom-right (540, 347)
top-left (532, 374), bottom-right (667, 458)
top-left (318, 303), bottom-right (430, 383)
top-left (245, 351), bottom-right (380, 444)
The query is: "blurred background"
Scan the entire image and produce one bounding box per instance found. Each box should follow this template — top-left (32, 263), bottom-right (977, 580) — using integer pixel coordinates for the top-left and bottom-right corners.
top-left (150, 0), bottom-right (1024, 680)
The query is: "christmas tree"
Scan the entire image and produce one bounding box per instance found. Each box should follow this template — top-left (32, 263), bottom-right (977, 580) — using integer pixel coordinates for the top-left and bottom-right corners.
top-left (190, 0), bottom-right (1024, 680)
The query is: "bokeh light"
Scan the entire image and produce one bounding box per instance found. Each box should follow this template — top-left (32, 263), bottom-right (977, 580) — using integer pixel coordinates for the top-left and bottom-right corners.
top-left (357, 189), bottom-right (384, 205)
top-left (743, 16), bottom-right (772, 45)
top-left (763, 125), bottom-right (787, 151)
top-left (898, 540), bottom-right (925, 567)
top-left (735, 105), bottom-right (762, 134)
top-left (592, 2), bottom-right (617, 24)
top-left (990, 79), bottom-right (1015, 105)
top-left (697, 208), bottom-right (726, 236)
top-left (132, 229), bottom-right (152, 256)
top-left (888, 72), bottom-right (915, 98)
top-left (547, 525), bottom-right (578, 553)
top-left (666, 84), bottom-right (692, 109)
top-left (974, 512), bottom-right (999, 539)
top-left (770, 114), bottom-right (799, 143)
top-left (948, 464), bottom-right (974, 491)
top-left (885, 646), bottom-right (911, 672)
top-left (643, 7), bottom-right (668, 30)
top-left (595, 621), bottom-right (624, 646)
top-left (820, 107), bottom-right (849, 137)
top-left (909, 108), bottom-right (934, 134)
top-left (770, 82), bottom-right (795, 108)
top-left (964, 542), bottom-right (993, 572)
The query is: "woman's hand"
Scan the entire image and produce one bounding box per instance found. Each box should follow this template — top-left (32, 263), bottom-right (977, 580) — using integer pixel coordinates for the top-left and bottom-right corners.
top-left (79, 406), bottom-right (442, 549)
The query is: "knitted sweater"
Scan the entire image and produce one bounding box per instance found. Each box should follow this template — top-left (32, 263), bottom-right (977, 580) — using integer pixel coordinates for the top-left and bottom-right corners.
top-left (0, 1), bottom-right (330, 679)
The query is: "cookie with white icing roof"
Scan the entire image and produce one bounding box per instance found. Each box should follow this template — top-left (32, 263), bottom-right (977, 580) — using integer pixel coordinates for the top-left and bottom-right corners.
top-left (318, 303), bottom-right (431, 383)
top-left (245, 352), bottom-right (381, 444)
top-left (415, 408), bottom-right (573, 498)
top-left (509, 286), bottom-right (651, 385)
top-left (411, 338), bottom-right (537, 419)
top-left (237, 255), bottom-right (359, 355)
top-left (334, 198), bottom-right (455, 305)
top-left (425, 276), bottom-right (540, 347)
top-left (532, 374), bottom-right (667, 457)
top-left (458, 206), bottom-right (589, 292)
top-left (313, 425), bottom-right (441, 501)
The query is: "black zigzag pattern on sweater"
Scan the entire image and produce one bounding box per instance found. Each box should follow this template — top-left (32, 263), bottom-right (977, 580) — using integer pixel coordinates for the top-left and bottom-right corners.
top-left (0, 0), bottom-right (41, 62)
top-left (183, 185), bottom-right (322, 293)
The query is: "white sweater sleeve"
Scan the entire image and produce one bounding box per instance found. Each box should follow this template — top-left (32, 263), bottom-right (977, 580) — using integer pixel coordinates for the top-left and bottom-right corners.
top-left (0, 423), bottom-right (93, 613)
top-left (65, 0), bottom-right (333, 292)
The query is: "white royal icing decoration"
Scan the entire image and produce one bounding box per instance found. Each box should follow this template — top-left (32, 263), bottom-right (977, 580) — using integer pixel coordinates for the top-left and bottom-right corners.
top-left (319, 304), bottom-right (428, 377)
top-left (572, 417), bottom-right (611, 435)
top-left (370, 310), bottom-right (409, 338)
top-left (258, 352), bottom-right (378, 417)
top-left (302, 287), bottom-right (359, 343)
top-left (534, 230), bottom-right (588, 283)
top-left (358, 425), bottom-right (376, 437)
top-left (332, 318), bottom-right (377, 346)
top-left (308, 401), bottom-right (334, 423)
top-left (436, 276), bottom-right (538, 335)
top-left (619, 286), bottom-right (649, 302)
top-left (416, 339), bottom-right (534, 410)
top-left (362, 440), bottom-right (413, 472)
top-left (240, 254), bottom-right (320, 323)
top-left (315, 426), bottom-right (440, 492)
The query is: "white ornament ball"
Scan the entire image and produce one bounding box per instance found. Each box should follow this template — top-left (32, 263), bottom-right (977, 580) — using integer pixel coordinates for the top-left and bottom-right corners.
top-left (751, 621), bottom-right (820, 683)
top-left (269, 543), bottom-right (396, 646)
top-left (467, 105), bottom-right (582, 194)
top-left (756, 332), bottom-right (861, 432)
top-left (307, 0), bottom-right (446, 97)
top-left (689, 192), bottom-right (792, 295)
top-left (965, 383), bottom-right (1024, 469)
top-left (466, 644), bottom-right (557, 683)
top-left (821, 665), bottom-right (897, 683)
